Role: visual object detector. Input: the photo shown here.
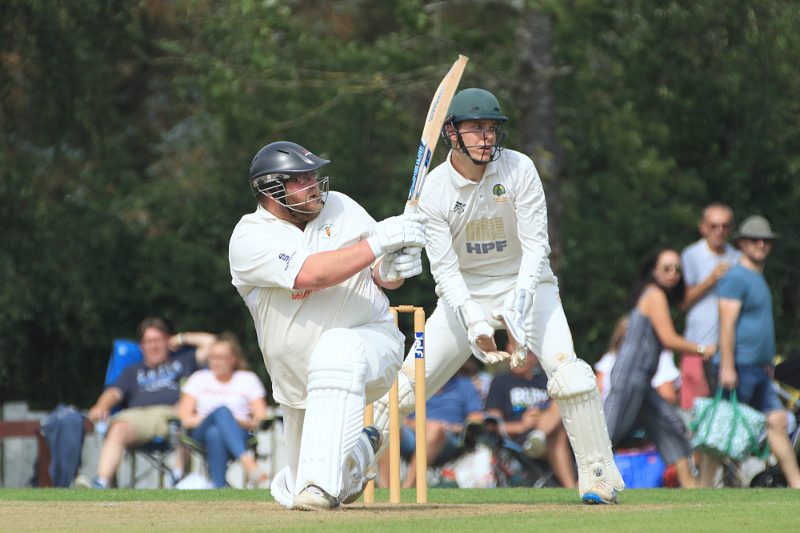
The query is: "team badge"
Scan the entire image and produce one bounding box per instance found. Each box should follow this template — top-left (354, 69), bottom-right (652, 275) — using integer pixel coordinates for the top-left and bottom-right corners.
top-left (452, 200), bottom-right (466, 214)
top-left (493, 184), bottom-right (506, 197)
top-left (320, 223), bottom-right (337, 239)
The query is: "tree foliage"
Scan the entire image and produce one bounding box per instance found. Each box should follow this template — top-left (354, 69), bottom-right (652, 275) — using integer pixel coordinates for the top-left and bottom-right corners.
top-left (2, 0), bottom-right (799, 408)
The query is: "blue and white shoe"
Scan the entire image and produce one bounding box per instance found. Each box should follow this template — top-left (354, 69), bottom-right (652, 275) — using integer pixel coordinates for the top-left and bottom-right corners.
top-left (341, 426), bottom-right (381, 504)
top-left (581, 482), bottom-right (619, 505)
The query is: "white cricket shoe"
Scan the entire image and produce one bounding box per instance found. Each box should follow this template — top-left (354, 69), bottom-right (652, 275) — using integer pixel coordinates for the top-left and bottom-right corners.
top-left (293, 484), bottom-right (340, 511)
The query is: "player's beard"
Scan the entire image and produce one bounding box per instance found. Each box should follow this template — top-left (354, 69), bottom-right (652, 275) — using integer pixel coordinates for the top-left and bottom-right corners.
top-left (285, 192), bottom-right (324, 224)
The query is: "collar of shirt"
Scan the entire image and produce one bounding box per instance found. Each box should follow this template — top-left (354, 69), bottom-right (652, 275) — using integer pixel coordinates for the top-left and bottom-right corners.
top-left (445, 151), bottom-right (499, 189)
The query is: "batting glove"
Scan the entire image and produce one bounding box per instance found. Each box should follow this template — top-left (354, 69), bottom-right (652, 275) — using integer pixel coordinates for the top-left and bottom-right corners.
top-left (457, 299), bottom-right (510, 365)
top-left (379, 247), bottom-right (423, 281)
top-left (367, 213), bottom-right (427, 258)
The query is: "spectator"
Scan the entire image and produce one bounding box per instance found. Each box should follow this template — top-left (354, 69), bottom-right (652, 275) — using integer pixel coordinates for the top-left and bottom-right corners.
top-left (604, 249), bottom-right (715, 488)
top-left (177, 333), bottom-right (268, 488)
top-left (82, 317), bottom-right (215, 488)
top-left (379, 370), bottom-right (483, 489)
top-left (461, 356), bottom-right (493, 409)
top-left (596, 316), bottom-right (681, 405)
top-left (485, 351), bottom-right (577, 488)
top-left (703, 215), bottom-right (800, 488)
top-left (679, 203), bottom-right (739, 411)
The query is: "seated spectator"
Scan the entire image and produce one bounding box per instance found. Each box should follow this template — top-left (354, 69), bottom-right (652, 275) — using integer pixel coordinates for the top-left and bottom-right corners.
top-left (596, 316), bottom-right (681, 405)
top-left (378, 367), bottom-right (483, 489)
top-left (485, 351), bottom-right (577, 489)
top-left (177, 333), bottom-right (268, 488)
top-left (83, 317), bottom-right (215, 488)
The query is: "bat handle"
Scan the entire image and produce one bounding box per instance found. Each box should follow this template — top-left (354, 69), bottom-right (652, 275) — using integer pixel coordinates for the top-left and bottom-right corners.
top-left (403, 201), bottom-right (419, 216)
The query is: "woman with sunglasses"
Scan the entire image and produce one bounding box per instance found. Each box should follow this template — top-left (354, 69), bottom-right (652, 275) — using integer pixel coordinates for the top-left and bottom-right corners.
top-left (604, 248), bottom-right (715, 488)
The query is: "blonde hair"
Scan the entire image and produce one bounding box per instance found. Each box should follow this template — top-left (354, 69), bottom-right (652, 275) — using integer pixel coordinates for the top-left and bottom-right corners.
top-left (607, 315), bottom-right (629, 353)
top-left (212, 332), bottom-right (249, 371)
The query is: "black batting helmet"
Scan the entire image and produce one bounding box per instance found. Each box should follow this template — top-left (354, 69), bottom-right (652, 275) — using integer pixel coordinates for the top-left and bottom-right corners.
top-left (249, 141), bottom-right (330, 198)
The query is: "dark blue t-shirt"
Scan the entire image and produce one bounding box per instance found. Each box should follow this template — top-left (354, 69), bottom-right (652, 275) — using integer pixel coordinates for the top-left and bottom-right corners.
top-left (113, 351), bottom-right (197, 408)
top-left (485, 370), bottom-right (551, 421)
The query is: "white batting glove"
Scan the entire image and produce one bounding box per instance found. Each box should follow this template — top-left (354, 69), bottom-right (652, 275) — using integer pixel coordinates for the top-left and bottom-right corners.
top-left (457, 299), bottom-right (510, 365)
top-left (492, 289), bottom-right (533, 367)
top-left (366, 213), bottom-right (427, 258)
top-left (379, 247), bottom-right (423, 281)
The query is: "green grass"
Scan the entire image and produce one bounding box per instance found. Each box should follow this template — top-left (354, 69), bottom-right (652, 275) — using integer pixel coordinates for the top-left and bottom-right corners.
top-left (1, 487), bottom-right (798, 532)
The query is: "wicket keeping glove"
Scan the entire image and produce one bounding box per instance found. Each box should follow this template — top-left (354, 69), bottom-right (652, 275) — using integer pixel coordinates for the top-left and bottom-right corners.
top-left (457, 299), bottom-right (510, 365)
top-left (492, 289), bottom-right (533, 369)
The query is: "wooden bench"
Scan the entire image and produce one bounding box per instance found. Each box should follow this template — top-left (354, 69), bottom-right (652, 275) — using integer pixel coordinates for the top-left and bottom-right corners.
top-left (0, 419), bottom-right (94, 487)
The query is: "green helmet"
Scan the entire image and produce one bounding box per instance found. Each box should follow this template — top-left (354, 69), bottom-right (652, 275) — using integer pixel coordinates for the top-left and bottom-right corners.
top-left (442, 88), bottom-right (508, 164)
top-left (446, 88), bottom-right (508, 124)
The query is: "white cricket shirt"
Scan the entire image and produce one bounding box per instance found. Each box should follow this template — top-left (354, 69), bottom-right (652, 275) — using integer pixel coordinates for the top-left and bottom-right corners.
top-left (229, 192), bottom-right (392, 407)
top-left (418, 149), bottom-right (554, 310)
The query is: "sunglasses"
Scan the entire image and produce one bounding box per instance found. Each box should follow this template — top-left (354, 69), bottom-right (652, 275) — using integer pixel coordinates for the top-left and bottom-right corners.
top-left (660, 264), bottom-right (682, 274)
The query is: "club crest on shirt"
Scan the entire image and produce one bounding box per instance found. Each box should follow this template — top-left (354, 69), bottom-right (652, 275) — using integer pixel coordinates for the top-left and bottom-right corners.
top-left (320, 223), bottom-right (337, 239)
top-left (492, 183), bottom-right (508, 202)
top-left (452, 200), bottom-right (466, 214)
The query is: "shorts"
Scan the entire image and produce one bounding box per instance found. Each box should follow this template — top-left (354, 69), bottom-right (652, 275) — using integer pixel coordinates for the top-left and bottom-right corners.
top-left (111, 405), bottom-right (176, 445)
top-left (679, 353), bottom-right (710, 410)
top-left (400, 424), bottom-right (461, 466)
top-left (713, 364), bottom-right (783, 414)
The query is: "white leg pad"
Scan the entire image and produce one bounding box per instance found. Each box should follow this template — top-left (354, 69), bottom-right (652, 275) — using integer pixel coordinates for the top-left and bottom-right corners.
top-left (371, 367), bottom-right (416, 458)
top-left (295, 329), bottom-right (367, 499)
top-left (548, 359), bottom-right (625, 502)
top-left (270, 467), bottom-right (295, 509)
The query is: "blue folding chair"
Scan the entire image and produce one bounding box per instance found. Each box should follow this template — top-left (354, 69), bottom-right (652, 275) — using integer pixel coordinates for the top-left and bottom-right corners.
top-left (103, 339), bottom-right (178, 488)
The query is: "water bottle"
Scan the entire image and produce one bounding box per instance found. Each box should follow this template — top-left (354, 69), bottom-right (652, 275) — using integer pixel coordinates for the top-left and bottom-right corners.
top-left (523, 429), bottom-right (547, 459)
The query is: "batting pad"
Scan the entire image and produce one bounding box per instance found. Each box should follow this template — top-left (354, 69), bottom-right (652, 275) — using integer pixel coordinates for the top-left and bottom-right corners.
top-left (548, 359), bottom-right (625, 498)
top-left (296, 329), bottom-right (367, 499)
top-left (372, 367), bottom-right (416, 458)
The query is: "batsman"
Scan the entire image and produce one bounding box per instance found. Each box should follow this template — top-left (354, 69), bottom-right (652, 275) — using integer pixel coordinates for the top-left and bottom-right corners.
top-left (229, 141), bottom-right (427, 510)
top-left (374, 88), bottom-right (625, 504)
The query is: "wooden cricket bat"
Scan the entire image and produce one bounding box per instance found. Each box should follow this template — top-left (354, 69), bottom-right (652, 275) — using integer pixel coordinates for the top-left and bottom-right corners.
top-left (405, 54), bottom-right (469, 211)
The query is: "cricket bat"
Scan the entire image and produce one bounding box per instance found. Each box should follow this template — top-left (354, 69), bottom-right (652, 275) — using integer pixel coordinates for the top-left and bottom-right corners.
top-left (405, 54), bottom-right (469, 211)
top-left (383, 55), bottom-right (468, 283)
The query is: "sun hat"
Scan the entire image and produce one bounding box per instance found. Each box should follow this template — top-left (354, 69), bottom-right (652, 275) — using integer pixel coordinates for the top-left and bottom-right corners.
top-left (734, 215), bottom-right (778, 242)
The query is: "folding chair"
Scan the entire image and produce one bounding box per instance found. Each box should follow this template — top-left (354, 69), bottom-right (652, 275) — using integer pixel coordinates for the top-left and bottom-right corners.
top-left (103, 339), bottom-right (179, 488)
top-left (178, 415), bottom-right (277, 488)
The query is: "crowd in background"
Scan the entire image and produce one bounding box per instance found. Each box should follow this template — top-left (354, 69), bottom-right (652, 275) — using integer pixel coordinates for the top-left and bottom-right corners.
top-left (49, 203), bottom-right (797, 491)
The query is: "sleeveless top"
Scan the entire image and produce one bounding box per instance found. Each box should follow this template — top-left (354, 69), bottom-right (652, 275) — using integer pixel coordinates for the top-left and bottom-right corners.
top-left (609, 308), bottom-right (662, 390)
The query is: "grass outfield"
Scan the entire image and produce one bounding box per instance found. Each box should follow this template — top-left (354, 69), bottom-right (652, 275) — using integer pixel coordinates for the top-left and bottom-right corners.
top-left (1, 487), bottom-right (796, 532)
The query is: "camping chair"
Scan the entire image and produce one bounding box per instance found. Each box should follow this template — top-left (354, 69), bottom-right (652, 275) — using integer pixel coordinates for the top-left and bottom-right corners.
top-left (178, 415), bottom-right (278, 488)
top-left (103, 339), bottom-right (180, 488)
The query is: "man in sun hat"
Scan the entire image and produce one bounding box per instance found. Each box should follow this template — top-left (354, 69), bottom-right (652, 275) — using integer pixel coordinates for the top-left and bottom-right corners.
top-left (700, 215), bottom-right (800, 488)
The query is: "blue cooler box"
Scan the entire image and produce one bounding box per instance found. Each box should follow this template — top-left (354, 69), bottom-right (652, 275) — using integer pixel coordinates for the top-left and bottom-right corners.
top-left (614, 445), bottom-right (665, 488)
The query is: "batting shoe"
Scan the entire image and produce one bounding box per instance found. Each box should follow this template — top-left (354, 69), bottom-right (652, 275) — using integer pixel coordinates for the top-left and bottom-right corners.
top-left (341, 426), bottom-right (381, 504)
top-left (293, 484), bottom-right (340, 511)
top-left (581, 482), bottom-right (619, 505)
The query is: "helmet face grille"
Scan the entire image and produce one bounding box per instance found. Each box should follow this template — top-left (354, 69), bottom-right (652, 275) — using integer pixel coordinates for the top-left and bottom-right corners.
top-left (252, 173), bottom-right (330, 214)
